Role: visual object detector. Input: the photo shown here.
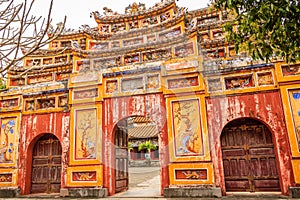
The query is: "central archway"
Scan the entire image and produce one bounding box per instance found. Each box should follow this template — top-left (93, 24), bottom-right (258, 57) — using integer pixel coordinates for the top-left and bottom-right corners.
top-left (112, 116), bottom-right (161, 196)
top-left (221, 118), bottom-right (281, 192)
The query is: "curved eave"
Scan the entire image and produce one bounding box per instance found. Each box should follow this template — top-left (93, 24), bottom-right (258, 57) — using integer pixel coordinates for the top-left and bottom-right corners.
top-left (54, 31), bottom-right (88, 40)
top-left (22, 47), bottom-right (73, 57)
top-left (93, 1), bottom-right (176, 24)
top-left (72, 33), bottom-right (191, 58)
top-left (96, 13), bottom-right (185, 40)
top-left (8, 61), bottom-right (73, 75)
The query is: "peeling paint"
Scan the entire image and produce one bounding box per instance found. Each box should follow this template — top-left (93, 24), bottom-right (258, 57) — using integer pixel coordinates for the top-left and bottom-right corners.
top-left (206, 91), bottom-right (293, 195)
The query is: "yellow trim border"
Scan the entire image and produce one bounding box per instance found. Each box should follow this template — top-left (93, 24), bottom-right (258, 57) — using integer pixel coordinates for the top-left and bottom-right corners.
top-left (169, 162), bottom-right (214, 185)
top-left (66, 165), bottom-right (103, 187)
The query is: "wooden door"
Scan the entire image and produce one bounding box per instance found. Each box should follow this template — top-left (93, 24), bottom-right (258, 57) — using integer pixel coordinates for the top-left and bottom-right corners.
top-left (221, 118), bottom-right (280, 192)
top-left (114, 121), bottom-right (128, 193)
top-left (31, 134), bottom-right (62, 193)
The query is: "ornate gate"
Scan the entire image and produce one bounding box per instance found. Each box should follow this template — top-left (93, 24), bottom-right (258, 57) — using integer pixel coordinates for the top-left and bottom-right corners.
top-left (31, 134), bottom-right (62, 193)
top-left (114, 120), bottom-right (129, 193)
top-left (221, 118), bottom-right (280, 192)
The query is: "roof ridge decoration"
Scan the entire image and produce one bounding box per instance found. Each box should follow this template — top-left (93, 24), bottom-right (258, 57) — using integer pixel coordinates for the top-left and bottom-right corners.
top-left (125, 2), bottom-right (146, 14)
top-left (92, 0), bottom-right (175, 20)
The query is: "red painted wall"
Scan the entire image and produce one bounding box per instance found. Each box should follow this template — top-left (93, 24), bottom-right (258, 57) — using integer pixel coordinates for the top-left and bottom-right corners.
top-left (102, 93), bottom-right (169, 195)
top-left (206, 91), bottom-right (294, 195)
top-left (18, 112), bottom-right (70, 194)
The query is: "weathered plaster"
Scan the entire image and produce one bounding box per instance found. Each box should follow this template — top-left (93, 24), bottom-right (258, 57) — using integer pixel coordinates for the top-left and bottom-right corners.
top-left (206, 91), bottom-right (294, 195)
top-left (102, 93), bottom-right (168, 195)
top-left (18, 112), bottom-right (70, 194)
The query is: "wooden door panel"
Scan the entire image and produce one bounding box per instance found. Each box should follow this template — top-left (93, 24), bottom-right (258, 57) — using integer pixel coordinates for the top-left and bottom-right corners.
top-left (114, 122), bottom-right (128, 193)
top-left (225, 180), bottom-right (250, 191)
top-left (31, 134), bottom-right (62, 194)
top-left (221, 119), bottom-right (280, 192)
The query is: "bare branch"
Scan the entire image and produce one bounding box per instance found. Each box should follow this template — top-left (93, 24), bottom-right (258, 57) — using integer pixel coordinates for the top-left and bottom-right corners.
top-left (0, 0), bottom-right (66, 77)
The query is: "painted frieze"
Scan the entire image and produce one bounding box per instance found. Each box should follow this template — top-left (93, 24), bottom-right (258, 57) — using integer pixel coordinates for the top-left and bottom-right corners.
top-left (225, 75), bottom-right (254, 90)
top-left (159, 27), bottom-right (181, 40)
top-left (146, 75), bottom-right (160, 90)
top-left (123, 37), bottom-right (143, 47)
top-left (124, 53), bottom-right (140, 64)
top-left (28, 74), bottom-right (53, 84)
top-left (76, 60), bottom-right (90, 72)
top-left (169, 163), bottom-right (214, 185)
top-left (106, 80), bottom-right (118, 94)
top-left (70, 72), bottom-right (99, 84)
top-left (0, 99), bottom-right (19, 110)
top-left (24, 100), bottom-right (34, 111)
top-left (281, 64), bottom-right (300, 76)
top-left (36, 98), bottom-right (55, 110)
top-left (94, 57), bottom-right (121, 69)
top-left (289, 90), bottom-right (300, 151)
top-left (175, 169), bottom-right (207, 180)
top-left (171, 99), bottom-right (203, 157)
top-left (10, 78), bottom-right (25, 87)
top-left (0, 118), bottom-right (17, 164)
top-left (165, 60), bottom-right (198, 71)
top-left (167, 76), bottom-right (199, 89)
top-left (66, 166), bottom-right (103, 187)
top-left (257, 72), bottom-right (274, 86)
top-left (72, 171), bottom-right (96, 181)
top-left (0, 173), bottom-right (12, 183)
top-left (121, 77), bottom-right (143, 92)
top-left (174, 42), bottom-right (195, 57)
top-left (74, 108), bottom-right (98, 160)
top-left (142, 49), bottom-right (171, 62)
top-left (207, 78), bottom-right (222, 92)
top-left (58, 96), bottom-right (68, 108)
top-left (56, 73), bottom-right (70, 81)
top-left (89, 41), bottom-right (109, 50)
top-left (74, 88), bottom-right (98, 100)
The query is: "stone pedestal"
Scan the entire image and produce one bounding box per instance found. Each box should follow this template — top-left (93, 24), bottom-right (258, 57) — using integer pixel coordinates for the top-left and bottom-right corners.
top-left (0, 187), bottom-right (20, 198)
top-left (60, 188), bottom-right (107, 198)
top-left (290, 187), bottom-right (300, 198)
top-left (164, 187), bottom-right (222, 198)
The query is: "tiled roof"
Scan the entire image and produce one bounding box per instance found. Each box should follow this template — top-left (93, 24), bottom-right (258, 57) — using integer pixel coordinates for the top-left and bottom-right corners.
top-left (128, 125), bottom-right (158, 139)
top-left (127, 116), bottom-right (152, 124)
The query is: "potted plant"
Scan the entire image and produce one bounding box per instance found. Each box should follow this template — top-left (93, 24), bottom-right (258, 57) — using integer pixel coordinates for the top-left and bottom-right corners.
top-left (138, 140), bottom-right (157, 166)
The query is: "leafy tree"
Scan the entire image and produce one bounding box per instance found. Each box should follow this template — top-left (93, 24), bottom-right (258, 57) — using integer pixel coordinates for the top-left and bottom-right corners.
top-left (138, 140), bottom-right (157, 154)
top-left (128, 142), bottom-right (133, 151)
top-left (0, 0), bottom-right (66, 78)
top-left (0, 78), bottom-right (5, 89)
top-left (213, 0), bottom-right (300, 63)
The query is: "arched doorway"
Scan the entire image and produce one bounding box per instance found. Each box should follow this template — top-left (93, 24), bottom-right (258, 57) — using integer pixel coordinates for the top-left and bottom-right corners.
top-left (113, 116), bottom-right (161, 196)
top-left (221, 118), bottom-right (281, 192)
top-left (31, 134), bottom-right (62, 194)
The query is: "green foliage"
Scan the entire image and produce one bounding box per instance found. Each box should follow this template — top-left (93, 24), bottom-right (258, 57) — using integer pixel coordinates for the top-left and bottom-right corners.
top-left (128, 142), bottom-right (133, 151)
top-left (138, 140), bottom-right (157, 153)
top-left (214, 0), bottom-right (300, 63)
top-left (0, 79), bottom-right (6, 90)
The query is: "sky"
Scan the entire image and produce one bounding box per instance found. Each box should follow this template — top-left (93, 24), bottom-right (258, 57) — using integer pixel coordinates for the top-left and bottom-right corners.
top-left (30, 0), bottom-right (211, 29)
